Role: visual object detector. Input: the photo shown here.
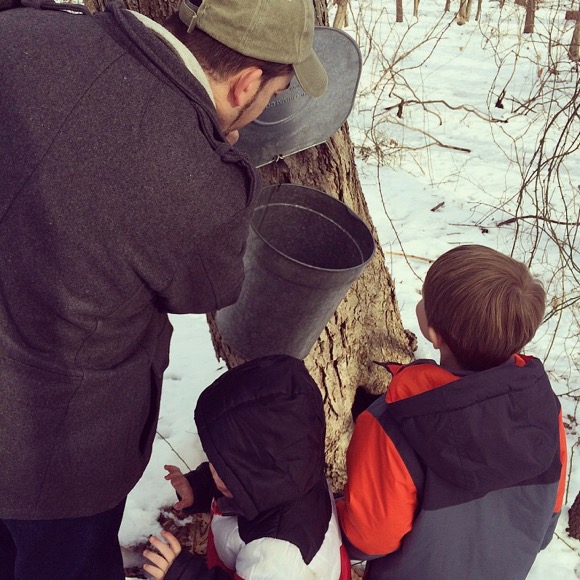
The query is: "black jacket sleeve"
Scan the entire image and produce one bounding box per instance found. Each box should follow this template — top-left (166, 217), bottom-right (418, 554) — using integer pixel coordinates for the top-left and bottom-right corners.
top-left (165, 551), bottom-right (231, 580)
top-left (182, 462), bottom-right (218, 514)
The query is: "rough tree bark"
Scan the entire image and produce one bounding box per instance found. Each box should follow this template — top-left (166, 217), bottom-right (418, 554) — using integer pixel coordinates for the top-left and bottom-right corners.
top-left (568, 491), bottom-right (580, 540)
top-left (209, 130), bottom-right (415, 488)
top-left (206, 0), bottom-right (415, 491)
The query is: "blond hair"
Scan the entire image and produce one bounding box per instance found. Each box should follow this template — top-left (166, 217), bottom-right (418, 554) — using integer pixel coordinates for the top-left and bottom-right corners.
top-left (423, 245), bottom-right (546, 371)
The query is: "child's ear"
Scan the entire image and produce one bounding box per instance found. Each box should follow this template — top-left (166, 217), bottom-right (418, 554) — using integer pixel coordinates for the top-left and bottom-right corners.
top-left (426, 326), bottom-right (445, 350)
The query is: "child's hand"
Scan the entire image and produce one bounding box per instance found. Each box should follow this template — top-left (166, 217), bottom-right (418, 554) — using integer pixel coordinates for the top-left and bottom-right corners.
top-left (164, 464), bottom-right (194, 510)
top-left (143, 531), bottom-right (182, 579)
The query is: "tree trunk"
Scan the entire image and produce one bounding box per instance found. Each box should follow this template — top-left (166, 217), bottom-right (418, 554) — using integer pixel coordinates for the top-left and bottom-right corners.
top-left (523, 0), bottom-right (536, 34)
top-left (94, 0), bottom-right (415, 510)
top-left (570, 21), bottom-right (580, 61)
top-left (457, 0), bottom-right (473, 25)
top-left (208, 0), bottom-right (415, 491)
top-left (100, 0), bottom-right (414, 572)
top-left (567, 491), bottom-right (580, 539)
top-left (396, 0), bottom-right (404, 22)
top-left (209, 128), bottom-right (415, 489)
top-left (566, 11), bottom-right (580, 61)
top-left (332, 0), bottom-right (349, 29)
top-left (475, 0), bottom-right (483, 21)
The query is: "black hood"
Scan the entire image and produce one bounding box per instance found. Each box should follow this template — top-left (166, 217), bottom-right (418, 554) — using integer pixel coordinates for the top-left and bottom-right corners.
top-left (388, 358), bottom-right (561, 496)
top-left (194, 355), bottom-right (327, 521)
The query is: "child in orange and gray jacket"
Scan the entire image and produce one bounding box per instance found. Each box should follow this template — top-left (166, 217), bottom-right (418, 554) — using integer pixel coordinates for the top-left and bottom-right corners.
top-left (337, 244), bottom-right (567, 580)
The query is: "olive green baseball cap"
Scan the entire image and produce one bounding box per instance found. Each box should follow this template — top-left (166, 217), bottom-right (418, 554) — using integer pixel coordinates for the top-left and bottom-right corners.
top-left (178, 0), bottom-right (328, 98)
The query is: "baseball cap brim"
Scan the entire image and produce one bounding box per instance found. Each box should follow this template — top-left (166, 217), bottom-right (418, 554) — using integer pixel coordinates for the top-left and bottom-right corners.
top-left (294, 50), bottom-right (328, 99)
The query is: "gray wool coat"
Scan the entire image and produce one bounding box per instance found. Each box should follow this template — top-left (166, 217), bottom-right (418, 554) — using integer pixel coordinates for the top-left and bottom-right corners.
top-left (0, 1), bottom-right (258, 519)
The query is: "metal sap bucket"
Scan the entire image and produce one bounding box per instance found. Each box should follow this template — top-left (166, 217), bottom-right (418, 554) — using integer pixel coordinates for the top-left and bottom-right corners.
top-left (215, 184), bottom-right (375, 360)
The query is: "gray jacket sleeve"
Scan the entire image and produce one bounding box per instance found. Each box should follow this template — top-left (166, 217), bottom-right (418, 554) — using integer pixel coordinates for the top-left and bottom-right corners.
top-left (539, 510), bottom-right (560, 550)
top-left (157, 206), bottom-right (252, 315)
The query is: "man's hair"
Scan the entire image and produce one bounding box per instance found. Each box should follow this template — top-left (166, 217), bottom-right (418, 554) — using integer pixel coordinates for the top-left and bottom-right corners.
top-left (163, 14), bottom-right (293, 85)
top-left (423, 244), bottom-right (546, 371)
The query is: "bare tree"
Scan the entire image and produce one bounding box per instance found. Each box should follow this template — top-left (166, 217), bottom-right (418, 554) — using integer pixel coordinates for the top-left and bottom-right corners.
top-left (397, 0), bottom-right (404, 22)
top-left (208, 0), bottom-right (415, 491)
top-left (88, 0), bottom-right (414, 489)
top-left (333, 0), bottom-right (349, 29)
top-left (91, 0), bottom-right (414, 572)
top-left (523, 0), bottom-right (536, 33)
top-left (457, 0), bottom-right (473, 25)
top-left (475, 0), bottom-right (483, 21)
top-left (566, 8), bottom-right (580, 61)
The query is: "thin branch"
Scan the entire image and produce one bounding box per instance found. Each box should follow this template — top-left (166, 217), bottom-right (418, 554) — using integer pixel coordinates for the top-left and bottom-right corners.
top-left (497, 214), bottom-right (580, 227)
top-left (384, 98), bottom-right (510, 123)
top-left (383, 250), bottom-right (434, 263)
top-left (156, 431), bottom-right (192, 471)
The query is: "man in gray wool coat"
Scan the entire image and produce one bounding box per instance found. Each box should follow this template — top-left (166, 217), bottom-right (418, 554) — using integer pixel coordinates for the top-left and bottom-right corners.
top-left (0, 0), bottom-right (327, 577)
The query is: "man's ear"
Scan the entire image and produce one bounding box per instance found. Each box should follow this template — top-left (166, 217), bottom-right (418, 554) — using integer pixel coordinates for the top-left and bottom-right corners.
top-left (229, 67), bottom-right (263, 108)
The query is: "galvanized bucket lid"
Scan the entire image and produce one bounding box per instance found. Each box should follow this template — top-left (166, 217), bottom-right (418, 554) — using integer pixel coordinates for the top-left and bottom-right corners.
top-left (235, 26), bottom-right (362, 167)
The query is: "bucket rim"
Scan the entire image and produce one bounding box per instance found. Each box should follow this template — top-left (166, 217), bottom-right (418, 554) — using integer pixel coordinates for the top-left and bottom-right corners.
top-left (250, 184), bottom-right (376, 273)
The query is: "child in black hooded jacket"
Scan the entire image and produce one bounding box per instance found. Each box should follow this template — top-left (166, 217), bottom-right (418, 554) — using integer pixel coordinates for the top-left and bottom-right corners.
top-left (143, 355), bottom-right (350, 580)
